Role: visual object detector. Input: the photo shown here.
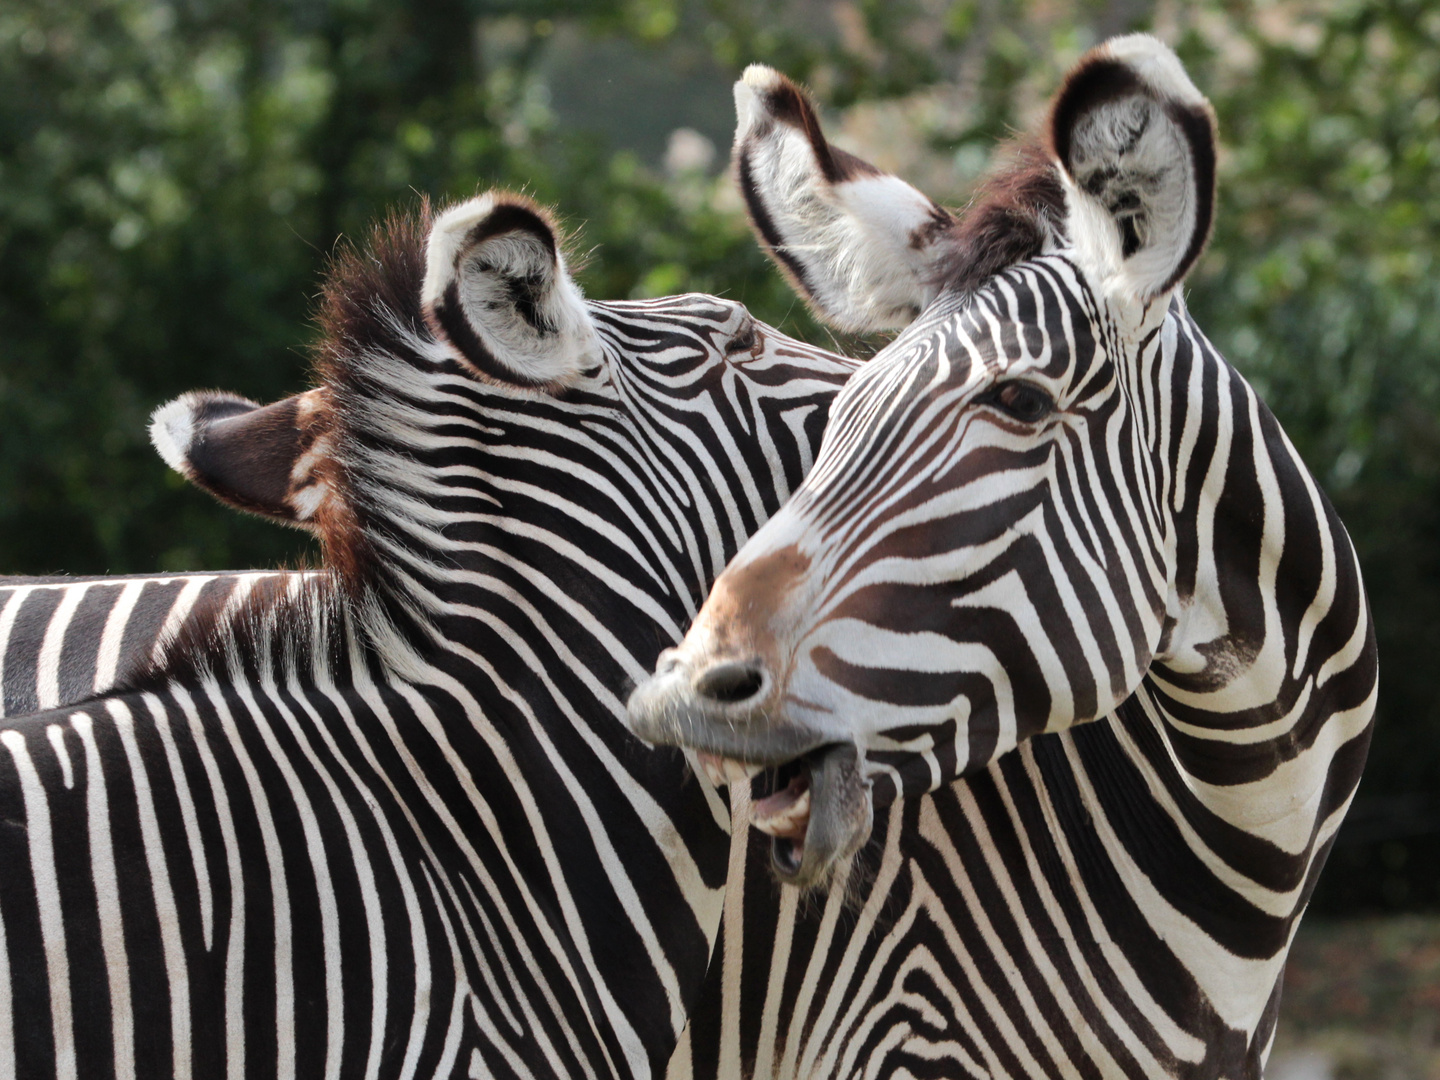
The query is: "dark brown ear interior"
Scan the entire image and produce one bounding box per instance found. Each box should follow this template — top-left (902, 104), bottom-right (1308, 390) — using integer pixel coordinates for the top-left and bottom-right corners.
top-left (184, 395), bottom-right (308, 522)
top-left (152, 389), bottom-right (336, 531)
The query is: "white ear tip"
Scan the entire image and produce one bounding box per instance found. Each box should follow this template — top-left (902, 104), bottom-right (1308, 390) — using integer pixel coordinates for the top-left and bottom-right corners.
top-left (1100, 33), bottom-right (1206, 108)
top-left (431, 194), bottom-right (497, 240)
top-left (740, 64), bottom-right (783, 92)
top-left (149, 395), bottom-right (199, 476)
top-left (423, 193), bottom-right (500, 310)
top-left (736, 65), bottom-right (792, 137)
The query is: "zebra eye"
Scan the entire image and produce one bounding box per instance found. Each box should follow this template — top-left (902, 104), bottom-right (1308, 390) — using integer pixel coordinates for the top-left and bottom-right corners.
top-left (726, 319), bottom-right (758, 355)
top-left (980, 381), bottom-right (1054, 423)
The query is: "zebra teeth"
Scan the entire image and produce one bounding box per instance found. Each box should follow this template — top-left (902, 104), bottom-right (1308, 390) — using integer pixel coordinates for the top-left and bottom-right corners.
top-left (751, 774), bottom-right (812, 841)
top-left (696, 751), bottom-right (765, 788)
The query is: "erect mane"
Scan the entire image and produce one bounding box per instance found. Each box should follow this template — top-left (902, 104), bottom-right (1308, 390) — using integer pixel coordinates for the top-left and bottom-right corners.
top-left (929, 139), bottom-right (1067, 295)
top-left (122, 204), bottom-right (449, 697)
top-left (315, 201), bottom-right (435, 386)
top-left (115, 568), bottom-right (358, 698)
top-left (305, 202), bottom-right (440, 589)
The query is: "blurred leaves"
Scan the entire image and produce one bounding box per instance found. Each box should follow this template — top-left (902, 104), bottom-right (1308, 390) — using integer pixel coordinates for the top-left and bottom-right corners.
top-left (1271, 916), bottom-right (1440, 1078)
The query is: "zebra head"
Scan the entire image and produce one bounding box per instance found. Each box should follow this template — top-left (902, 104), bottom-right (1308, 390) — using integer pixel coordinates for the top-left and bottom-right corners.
top-left (149, 191), bottom-right (856, 608)
top-left (629, 36), bottom-right (1232, 887)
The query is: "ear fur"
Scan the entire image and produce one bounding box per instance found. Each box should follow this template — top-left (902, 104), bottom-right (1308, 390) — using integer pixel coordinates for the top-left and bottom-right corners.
top-left (733, 65), bottom-right (957, 334)
top-left (421, 192), bottom-right (599, 390)
top-left (1049, 34), bottom-right (1217, 301)
top-left (150, 388), bottom-right (339, 531)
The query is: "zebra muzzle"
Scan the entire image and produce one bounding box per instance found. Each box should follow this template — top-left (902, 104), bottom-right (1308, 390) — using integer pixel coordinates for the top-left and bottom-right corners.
top-left (628, 653), bottom-right (872, 886)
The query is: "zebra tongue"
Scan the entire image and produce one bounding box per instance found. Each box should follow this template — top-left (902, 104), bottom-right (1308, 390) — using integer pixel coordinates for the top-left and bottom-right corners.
top-left (751, 772), bottom-right (812, 841)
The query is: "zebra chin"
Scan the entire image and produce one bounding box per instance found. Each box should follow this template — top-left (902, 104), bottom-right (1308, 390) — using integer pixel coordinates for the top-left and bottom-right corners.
top-left (626, 659), bottom-right (873, 889)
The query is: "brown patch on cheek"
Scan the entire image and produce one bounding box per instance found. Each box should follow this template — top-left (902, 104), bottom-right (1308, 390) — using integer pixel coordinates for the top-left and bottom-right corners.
top-left (691, 545), bottom-right (812, 672)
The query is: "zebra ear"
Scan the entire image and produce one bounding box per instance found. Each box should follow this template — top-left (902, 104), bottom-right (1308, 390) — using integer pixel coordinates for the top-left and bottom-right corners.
top-left (1049, 34), bottom-right (1217, 302)
top-left (733, 65), bottom-right (957, 333)
top-left (150, 389), bottom-right (338, 532)
top-left (421, 193), bottom-right (599, 390)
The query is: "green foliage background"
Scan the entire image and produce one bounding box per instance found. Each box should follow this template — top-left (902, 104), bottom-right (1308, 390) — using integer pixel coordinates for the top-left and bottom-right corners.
top-left (2, 0), bottom-right (1436, 912)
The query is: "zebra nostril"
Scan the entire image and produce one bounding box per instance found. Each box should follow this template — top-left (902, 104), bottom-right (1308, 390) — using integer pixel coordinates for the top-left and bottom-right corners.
top-left (693, 660), bottom-right (766, 705)
top-left (655, 648), bottom-right (684, 677)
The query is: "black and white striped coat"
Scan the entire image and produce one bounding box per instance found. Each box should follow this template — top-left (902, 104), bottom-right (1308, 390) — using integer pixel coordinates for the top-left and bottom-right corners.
top-left (0, 573), bottom-right (302, 718)
top-left (0, 194), bottom-right (857, 1079)
top-left (633, 37), bottom-right (1377, 1079)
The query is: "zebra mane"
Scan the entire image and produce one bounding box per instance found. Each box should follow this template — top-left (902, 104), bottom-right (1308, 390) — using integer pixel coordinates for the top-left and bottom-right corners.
top-left (927, 138), bottom-right (1067, 296)
top-left (308, 200), bottom-right (438, 589)
top-left (124, 202), bottom-right (458, 694)
top-left (115, 565), bottom-right (356, 697)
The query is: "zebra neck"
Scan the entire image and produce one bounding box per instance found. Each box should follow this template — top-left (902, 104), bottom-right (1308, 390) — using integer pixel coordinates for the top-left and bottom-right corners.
top-left (1132, 313), bottom-right (1375, 854)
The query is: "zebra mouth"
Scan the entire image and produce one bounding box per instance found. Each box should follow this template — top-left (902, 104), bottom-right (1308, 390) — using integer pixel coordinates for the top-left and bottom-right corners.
top-left (698, 743), bottom-right (871, 886)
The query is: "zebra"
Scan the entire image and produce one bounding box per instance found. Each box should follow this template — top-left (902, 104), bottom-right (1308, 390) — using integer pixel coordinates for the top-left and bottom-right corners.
top-left (630, 35), bottom-right (1378, 1079)
top-left (0, 190), bottom-right (858, 1079)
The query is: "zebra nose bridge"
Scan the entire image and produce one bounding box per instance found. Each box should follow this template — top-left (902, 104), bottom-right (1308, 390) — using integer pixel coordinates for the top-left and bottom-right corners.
top-left (689, 538), bottom-right (813, 681)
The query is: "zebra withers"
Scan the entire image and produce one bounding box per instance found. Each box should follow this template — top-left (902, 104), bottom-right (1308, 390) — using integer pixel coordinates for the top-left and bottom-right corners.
top-left (0, 391), bottom-right (336, 718)
top-left (0, 572), bottom-right (308, 717)
top-left (0, 191), bottom-right (857, 1079)
top-left (632, 36), bottom-right (1377, 1076)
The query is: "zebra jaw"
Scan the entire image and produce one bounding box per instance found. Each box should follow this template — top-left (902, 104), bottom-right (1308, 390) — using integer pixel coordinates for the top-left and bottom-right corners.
top-left (696, 745), bottom-right (870, 886)
top-left (698, 751), bottom-right (812, 839)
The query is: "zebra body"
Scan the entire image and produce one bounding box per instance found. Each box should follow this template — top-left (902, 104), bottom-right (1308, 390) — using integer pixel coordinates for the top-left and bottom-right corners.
top-left (634, 38), bottom-right (1377, 1079)
top-left (0, 193), bottom-right (857, 1079)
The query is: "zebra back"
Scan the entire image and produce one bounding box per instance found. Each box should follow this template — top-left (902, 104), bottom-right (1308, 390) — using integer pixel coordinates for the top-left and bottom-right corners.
top-left (0, 572), bottom-right (303, 717)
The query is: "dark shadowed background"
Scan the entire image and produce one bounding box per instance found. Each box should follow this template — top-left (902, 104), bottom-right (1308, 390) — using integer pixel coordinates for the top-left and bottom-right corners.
top-left (2, 0), bottom-right (1437, 1071)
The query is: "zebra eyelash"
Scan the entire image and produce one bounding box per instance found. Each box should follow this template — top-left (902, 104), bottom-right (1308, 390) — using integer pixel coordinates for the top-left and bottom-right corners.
top-left (973, 380), bottom-right (1056, 423)
top-left (725, 319), bottom-right (759, 355)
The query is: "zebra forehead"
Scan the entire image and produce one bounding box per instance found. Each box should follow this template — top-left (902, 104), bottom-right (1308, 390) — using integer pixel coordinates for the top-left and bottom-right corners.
top-left (841, 259), bottom-right (1106, 403)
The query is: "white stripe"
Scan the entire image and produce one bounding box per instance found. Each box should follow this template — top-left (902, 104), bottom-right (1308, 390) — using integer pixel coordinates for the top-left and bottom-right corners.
top-left (46, 725), bottom-right (74, 789)
top-left (114, 698), bottom-right (192, 1080)
top-left (147, 693), bottom-right (214, 950)
top-left (35, 585), bottom-right (89, 710)
top-left (798, 808), bottom-right (911, 1078)
top-left (0, 809), bottom-right (14, 1080)
top-left (93, 582), bottom-right (146, 693)
top-left (450, 877), bottom-right (522, 1039)
top-left (239, 678), bottom-right (343, 1080)
top-left (71, 712), bottom-right (136, 1080)
top-left (286, 670), bottom-right (396, 1080)
top-left (173, 686), bottom-right (246, 1078)
top-left (1, 729), bottom-right (76, 1080)
top-left (751, 852), bottom-right (799, 1075)
top-left (150, 577), bottom-right (216, 665)
top-left (420, 865), bottom-right (470, 1080)
top-left (349, 651), bottom-right (591, 1078)
top-left (0, 587), bottom-right (37, 717)
top-left (207, 680), bottom-right (295, 1080)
